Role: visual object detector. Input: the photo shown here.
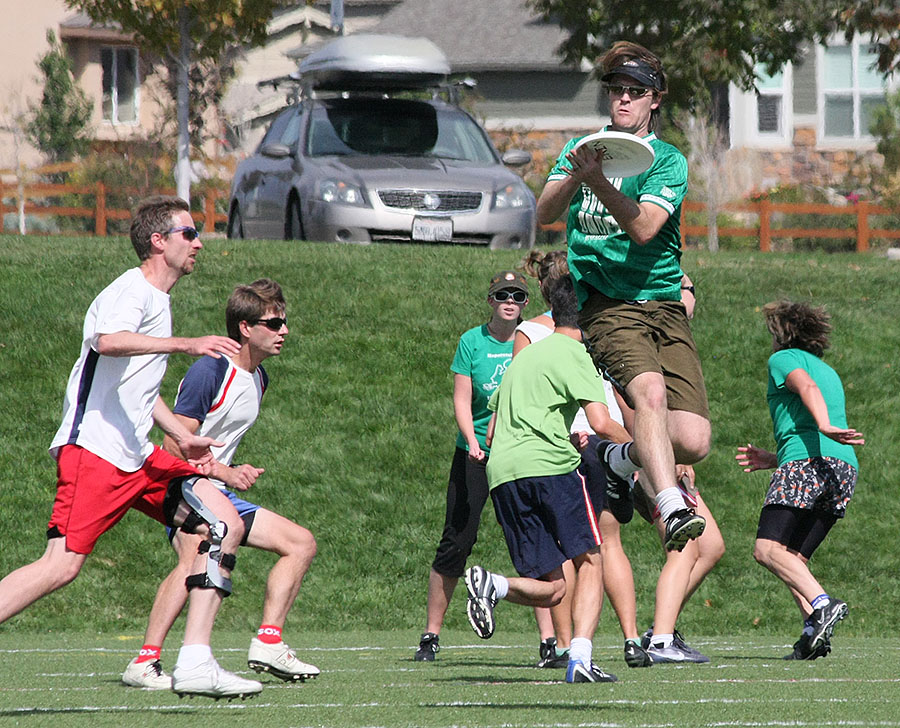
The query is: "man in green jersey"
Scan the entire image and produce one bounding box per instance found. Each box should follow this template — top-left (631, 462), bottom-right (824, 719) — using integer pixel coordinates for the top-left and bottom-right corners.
top-left (536, 40), bottom-right (710, 556)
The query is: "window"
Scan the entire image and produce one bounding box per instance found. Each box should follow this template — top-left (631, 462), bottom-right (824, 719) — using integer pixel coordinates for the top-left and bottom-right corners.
top-left (756, 66), bottom-right (787, 136)
top-left (101, 47), bottom-right (138, 124)
top-left (820, 39), bottom-right (887, 139)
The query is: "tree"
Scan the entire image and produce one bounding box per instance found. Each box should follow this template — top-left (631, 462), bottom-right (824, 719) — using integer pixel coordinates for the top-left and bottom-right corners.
top-left (25, 30), bottom-right (93, 164)
top-left (527, 0), bottom-right (841, 113)
top-left (831, 2), bottom-right (900, 76)
top-left (66, 0), bottom-right (280, 202)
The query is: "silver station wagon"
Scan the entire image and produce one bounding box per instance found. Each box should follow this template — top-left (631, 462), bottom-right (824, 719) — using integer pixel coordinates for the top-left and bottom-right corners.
top-left (227, 34), bottom-right (536, 248)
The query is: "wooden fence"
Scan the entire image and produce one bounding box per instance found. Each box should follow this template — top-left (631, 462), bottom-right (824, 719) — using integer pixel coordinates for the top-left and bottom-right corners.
top-left (0, 180), bottom-right (229, 236)
top-left (4, 176), bottom-right (900, 250)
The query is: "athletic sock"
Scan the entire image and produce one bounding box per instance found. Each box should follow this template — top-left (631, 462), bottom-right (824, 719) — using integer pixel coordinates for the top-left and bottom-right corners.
top-left (257, 624), bottom-right (283, 644)
top-left (608, 442), bottom-right (639, 478)
top-left (491, 573), bottom-right (510, 600)
top-left (568, 637), bottom-right (592, 665)
top-left (651, 633), bottom-right (674, 649)
top-left (625, 638), bottom-right (642, 647)
top-left (176, 644), bottom-right (213, 670)
top-left (655, 487), bottom-right (687, 522)
top-left (811, 594), bottom-right (831, 611)
top-left (136, 644), bottom-right (161, 664)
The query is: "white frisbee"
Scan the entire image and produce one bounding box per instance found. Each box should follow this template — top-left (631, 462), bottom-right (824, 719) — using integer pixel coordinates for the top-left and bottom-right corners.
top-left (572, 130), bottom-right (655, 178)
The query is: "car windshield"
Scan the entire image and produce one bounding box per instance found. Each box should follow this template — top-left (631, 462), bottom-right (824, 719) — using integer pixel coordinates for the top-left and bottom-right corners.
top-left (306, 98), bottom-right (498, 163)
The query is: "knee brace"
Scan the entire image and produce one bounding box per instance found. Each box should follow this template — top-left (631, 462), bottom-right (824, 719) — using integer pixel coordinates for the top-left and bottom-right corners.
top-left (185, 539), bottom-right (235, 596)
top-left (164, 475), bottom-right (235, 596)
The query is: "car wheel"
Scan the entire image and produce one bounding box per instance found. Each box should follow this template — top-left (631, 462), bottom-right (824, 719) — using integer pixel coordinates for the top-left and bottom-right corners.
top-left (227, 205), bottom-right (244, 239)
top-left (285, 195), bottom-right (304, 240)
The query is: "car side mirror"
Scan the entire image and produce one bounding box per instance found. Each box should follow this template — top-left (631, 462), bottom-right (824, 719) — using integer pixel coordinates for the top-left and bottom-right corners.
top-left (261, 143), bottom-right (293, 159)
top-left (501, 149), bottom-right (532, 166)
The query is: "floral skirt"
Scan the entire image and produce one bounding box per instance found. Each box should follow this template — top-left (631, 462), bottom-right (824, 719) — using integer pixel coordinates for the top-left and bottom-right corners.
top-left (764, 456), bottom-right (857, 517)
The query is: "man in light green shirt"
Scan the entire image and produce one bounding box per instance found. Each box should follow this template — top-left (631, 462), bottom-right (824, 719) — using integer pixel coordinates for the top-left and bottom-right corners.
top-left (464, 275), bottom-right (630, 684)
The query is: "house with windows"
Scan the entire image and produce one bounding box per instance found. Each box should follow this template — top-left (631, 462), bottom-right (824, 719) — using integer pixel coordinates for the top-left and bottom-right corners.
top-left (1, 0), bottom-right (894, 194)
top-left (729, 37), bottom-right (893, 189)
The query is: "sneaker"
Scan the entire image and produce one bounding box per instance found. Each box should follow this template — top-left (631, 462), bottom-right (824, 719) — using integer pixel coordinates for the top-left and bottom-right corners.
top-left (783, 633), bottom-right (831, 661)
top-left (640, 625), bottom-right (653, 650)
top-left (598, 440), bottom-right (634, 524)
top-left (414, 632), bottom-right (440, 662)
top-left (122, 658), bottom-right (172, 689)
top-left (672, 631), bottom-right (710, 663)
top-left (465, 565), bottom-right (499, 639)
top-left (536, 637), bottom-right (569, 668)
top-left (663, 509), bottom-right (706, 552)
top-left (809, 599), bottom-right (848, 651)
top-left (248, 638), bottom-right (320, 681)
top-left (647, 640), bottom-right (708, 664)
top-left (565, 659), bottom-right (618, 683)
top-left (172, 657), bottom-right (263, 700)
top-left (624, 640), bottom-right (652, 668)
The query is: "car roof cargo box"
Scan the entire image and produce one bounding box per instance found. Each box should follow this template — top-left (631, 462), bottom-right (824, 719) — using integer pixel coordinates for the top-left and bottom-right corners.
top-left (298, 34), bottom-right (451, 91)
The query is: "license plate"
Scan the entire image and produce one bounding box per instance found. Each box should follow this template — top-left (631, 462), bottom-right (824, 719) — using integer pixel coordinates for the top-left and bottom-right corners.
top-left (412, 217), bottom-right (453, 242)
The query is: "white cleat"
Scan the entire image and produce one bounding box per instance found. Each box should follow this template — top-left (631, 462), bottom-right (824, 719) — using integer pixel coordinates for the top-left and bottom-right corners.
top-left (248, 638), bottom-right (320, 682)
top-left (122, 658), bottom-right (172, 689)
top-left (172, 657), bottom-right (262, 700)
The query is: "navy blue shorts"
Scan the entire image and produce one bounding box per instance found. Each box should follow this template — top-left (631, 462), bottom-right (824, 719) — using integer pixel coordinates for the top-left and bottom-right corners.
top-left (166, 488), bottom-right (259, 546)
top-left (490, 468), bottom-right (602, 579)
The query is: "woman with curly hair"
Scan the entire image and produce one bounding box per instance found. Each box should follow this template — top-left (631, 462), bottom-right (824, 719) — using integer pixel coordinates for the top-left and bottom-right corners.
top-left (736, 301), bottom-right (864, 660)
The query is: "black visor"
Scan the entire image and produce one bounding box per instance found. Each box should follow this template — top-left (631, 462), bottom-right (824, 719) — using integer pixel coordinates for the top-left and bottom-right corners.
top-left (601, 58), bottom-right (663, 91)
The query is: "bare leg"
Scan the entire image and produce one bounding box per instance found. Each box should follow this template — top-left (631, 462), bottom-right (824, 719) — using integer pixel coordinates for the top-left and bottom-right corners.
top-left (534, 606), bottom-right (555, 641)
top-left (179, 480), bottom-right (245, 646)
top-left (598, 512), bottom-right (639, 641)
top-left (0, 537), bottom-right (86, 624)
top-left (682, 495), bottom-right (724, 607)
top-left (504, 567), bottom-right (566, 608)
top-left (546, 560), bottom-right (576, 648)
top-left (424, 569), bottom-right (457, 635)
top-left (142, 531), bottom-right (200, 646)
top-left (626, 372), bottom-right (678, 499)
top-left (245, 509), bottom-right (317, 629)
top-left (570, 548), bottom-right (604, 640)
top-left (650, 538), bottom-right (695, 635)
top-left (754, 538), bottom-right (824, 617)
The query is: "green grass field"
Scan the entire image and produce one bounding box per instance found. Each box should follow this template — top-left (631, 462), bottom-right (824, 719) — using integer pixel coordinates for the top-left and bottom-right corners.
top-left (1, 234), bottom-right (899, 726)
top-left (2, 630), bottom-right (899, 727)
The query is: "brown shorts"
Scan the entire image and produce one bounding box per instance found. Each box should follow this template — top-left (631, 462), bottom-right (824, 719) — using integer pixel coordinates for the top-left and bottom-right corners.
top-left (578, 291), bottom-right (709, 419)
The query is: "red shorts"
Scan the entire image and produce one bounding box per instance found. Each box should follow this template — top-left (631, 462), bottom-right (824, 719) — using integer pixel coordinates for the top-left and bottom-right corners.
top-left (48, 444), bottom-right (198, 554)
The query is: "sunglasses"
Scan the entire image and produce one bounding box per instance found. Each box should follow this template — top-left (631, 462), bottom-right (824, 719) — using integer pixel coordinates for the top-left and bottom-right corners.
top-left (604, 84), bottom-right (653, 98)
top-left (164, 225), bottom-right (200, 241)
top-left (252, 317), bottom-right (287, 331)
top-left (492, 289), bottom-right (528, 303)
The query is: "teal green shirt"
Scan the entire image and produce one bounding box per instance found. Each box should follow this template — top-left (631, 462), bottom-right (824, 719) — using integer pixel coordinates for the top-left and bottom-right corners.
top-left (486, 333), bottom-right (607, 490)
top-left (767, 348), bottom-right (858, 469)
top-left (450, 324), bottom-right (513, 452)
top-left (547, 129), bottom-right (688, 305)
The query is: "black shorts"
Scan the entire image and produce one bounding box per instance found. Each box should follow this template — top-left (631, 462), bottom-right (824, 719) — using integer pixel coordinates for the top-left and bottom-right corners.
top-left (431, 447), bottom-right (489, 578)
top-left (490, 468), bottom-right (602, 579)
top-left (756, 504), bottom-right (838, 560)
top-left (580, 435), bottom-right (608, 512)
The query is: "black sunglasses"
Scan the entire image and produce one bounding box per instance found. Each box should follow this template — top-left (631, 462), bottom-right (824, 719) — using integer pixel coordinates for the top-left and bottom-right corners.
top-left (604, 84), bottom-right (653, 98)
top-left (164, 225), bottom-right (200, 241)
top-left (492, 289), bottom-right (528, 303)
top-left (252, 317), bottom-right (287, 331)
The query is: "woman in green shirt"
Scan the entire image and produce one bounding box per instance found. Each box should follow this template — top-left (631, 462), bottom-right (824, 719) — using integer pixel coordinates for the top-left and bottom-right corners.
top-left (414, 271), bottom-right (529, 661)
top-left (736, 301), bottom-right (864, 661)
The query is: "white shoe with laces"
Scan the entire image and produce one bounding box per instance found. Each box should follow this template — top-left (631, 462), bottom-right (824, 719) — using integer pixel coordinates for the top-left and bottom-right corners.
top-left (248, 638), bottom-right (320, 681)
top-left (122, 657), bottom-right (172, 689)
top-left (172, 657), bottom-right (262, 700)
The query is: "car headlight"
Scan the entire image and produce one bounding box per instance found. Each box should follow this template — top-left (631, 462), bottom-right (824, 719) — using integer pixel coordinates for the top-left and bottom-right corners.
top-left (314, 179), bottom-right (369, 207)
top-left (493, 182), bottom-right (532, 210)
